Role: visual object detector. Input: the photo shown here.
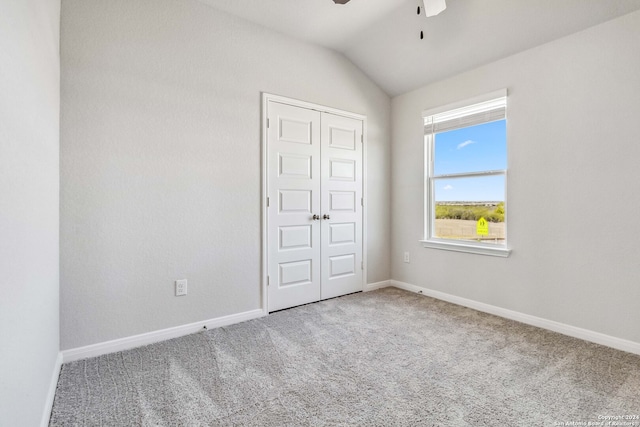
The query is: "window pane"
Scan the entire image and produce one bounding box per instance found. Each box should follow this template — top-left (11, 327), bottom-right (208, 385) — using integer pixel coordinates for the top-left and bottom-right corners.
top-left (433, 175), bottom-right (505, 244)
top-left (434, 119), bottom-right (506, 175)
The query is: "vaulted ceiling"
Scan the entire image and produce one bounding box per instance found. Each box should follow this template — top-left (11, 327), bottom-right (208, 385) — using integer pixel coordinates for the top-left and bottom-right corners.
top-left (196, 0), bottom-right (640, 96)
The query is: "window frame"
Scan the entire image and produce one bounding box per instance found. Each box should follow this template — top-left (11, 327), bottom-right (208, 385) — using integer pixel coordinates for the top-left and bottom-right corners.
top-left (421, 89), bottom-right (511, 257)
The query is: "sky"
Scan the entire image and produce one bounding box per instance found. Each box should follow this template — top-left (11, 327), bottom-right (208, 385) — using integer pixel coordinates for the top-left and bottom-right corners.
top-left (433, 119), bottom-right (506, 202)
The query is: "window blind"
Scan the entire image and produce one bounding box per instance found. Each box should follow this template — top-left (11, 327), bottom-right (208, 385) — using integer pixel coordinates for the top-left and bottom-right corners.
top-left (424, 96), bottom-right (507, 135)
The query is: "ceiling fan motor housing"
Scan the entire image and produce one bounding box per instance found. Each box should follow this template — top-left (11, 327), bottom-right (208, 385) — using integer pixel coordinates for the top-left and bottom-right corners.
top-left (333, 0), bottom-right (350, 4)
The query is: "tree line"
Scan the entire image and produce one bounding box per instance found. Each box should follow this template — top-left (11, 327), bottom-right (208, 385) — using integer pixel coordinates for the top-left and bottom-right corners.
top-left (435, 202), bottom-right (505, 223)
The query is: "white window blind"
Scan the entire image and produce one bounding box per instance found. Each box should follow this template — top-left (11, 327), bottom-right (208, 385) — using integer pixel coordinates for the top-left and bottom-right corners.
top-left (424, 96), bottom-right (507, 135)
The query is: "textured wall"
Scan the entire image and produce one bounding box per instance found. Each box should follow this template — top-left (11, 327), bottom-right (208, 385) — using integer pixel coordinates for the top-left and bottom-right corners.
top-left (0, 0), bottom-right (61, 425)
top-left (391, 11), bottom-right (640, 343)
top-left (60, 0), bottom-right (391, 349)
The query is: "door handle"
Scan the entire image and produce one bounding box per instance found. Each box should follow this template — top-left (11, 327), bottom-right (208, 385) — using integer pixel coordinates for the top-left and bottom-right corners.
top-left (312, 214), bottom-right (320, 221)
top-left (323, 214), bottom-right (330, 220)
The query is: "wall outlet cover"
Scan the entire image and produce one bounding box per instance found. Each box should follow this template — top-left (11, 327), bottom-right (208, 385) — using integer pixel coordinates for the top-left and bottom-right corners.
top-left (175, 279), bottom-right (187, 296)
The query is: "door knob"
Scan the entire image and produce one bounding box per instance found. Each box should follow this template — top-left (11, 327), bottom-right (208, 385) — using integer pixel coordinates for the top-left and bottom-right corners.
top-left (323, 214), bottom-right (330, 220)
top-left (312, 214), bottom-right (320, 220)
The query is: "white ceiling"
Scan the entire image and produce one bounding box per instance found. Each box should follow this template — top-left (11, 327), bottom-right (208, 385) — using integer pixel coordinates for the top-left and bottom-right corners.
top-left (197, 0), bottom-right (640, 96)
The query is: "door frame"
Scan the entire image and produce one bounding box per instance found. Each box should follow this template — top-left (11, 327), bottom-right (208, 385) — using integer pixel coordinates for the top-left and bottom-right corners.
top-left (261, 93), bottom-right (368, 314)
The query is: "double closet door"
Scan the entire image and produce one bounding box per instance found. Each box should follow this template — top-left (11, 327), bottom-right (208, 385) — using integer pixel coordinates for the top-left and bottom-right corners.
top-left (267, 100), bottom-right (363, 312)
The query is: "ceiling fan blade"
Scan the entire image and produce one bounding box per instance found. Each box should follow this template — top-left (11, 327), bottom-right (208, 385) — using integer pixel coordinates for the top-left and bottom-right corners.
top-left (424, 0), bottom-right (446, 17)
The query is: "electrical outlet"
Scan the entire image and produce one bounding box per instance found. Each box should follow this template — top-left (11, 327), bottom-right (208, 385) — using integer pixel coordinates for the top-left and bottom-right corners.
top-left (404, 252), bottom-right (410, 263)
top-left (175, 279), bottom-right (187, 296)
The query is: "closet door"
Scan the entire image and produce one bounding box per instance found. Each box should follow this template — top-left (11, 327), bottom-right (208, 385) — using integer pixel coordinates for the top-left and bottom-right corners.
top-left (320, 113), bottom-right (363, 300)
top-left (267, 102), bottom-right (321, 312)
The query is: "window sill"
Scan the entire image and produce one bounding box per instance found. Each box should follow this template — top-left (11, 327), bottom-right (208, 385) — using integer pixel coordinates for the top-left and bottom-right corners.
top-left (420, 239), bottom-right (511, 257)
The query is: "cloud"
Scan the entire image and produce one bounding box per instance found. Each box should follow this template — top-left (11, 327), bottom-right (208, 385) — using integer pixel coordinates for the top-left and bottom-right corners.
top-left (457, 140), bottom-right (476, 149)
top-left (443, 185), bottom-right (453, 190)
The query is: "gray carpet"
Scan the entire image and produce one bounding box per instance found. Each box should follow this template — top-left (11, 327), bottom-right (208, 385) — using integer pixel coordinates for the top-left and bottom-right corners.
top-left (50, 288), bottom-right (640, 426)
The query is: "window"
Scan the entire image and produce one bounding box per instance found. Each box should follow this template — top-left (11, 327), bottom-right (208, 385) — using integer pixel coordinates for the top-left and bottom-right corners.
top-left (421, 90), bottom-right (511, 257)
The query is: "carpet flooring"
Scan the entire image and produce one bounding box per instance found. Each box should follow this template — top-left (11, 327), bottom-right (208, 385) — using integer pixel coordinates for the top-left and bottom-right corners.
top-left (50, 287), bottom-right (640, 426)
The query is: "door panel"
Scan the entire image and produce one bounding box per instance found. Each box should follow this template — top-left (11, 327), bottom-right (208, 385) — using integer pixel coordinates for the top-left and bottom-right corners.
top-left (279, 260), bottom-right (313, 287)
top-left (329, 222), bottom-right (355, 245)
top-left (279, 153), bottom-right (311, 179)
top-left (329, 254), bottom-right (356, 278)
top-left (329, 191), bottom-right (356, 211)
top-left (320, 113), bottom-right (363, 300)
top-left (279, 190), bottom-right (312, 213)
top-left (267, 102), bottom-right (321, 312)
top-left (279, 225), bottom-right (312, 251)
top-left (329, 159), bottom-right (356, 180)
top-left (328, 127), bottom-right (357, 150)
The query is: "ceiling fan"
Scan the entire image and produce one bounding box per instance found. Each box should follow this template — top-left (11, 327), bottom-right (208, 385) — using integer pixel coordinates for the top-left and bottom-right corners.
top-left (332, 0), bottom-right (446, 39)
top-left (332, 0), bottom-right (446, 16)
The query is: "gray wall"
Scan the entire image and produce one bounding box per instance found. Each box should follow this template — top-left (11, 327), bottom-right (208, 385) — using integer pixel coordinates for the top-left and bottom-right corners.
top-left (60, 0), bottom-right (391, 350)
top-left (0, 0), bottom-right (61, 425)
top-left (391, 11), bottom-right (640, 343)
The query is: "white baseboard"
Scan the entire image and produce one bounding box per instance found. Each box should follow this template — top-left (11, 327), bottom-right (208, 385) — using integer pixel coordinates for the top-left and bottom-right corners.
top-left (390, 280), bottom-right (640, 356)
top-left (62, 309), bottom-right (266, 363)
top-left (364, 280), bottom-right (392, 292)
top-left (41, 352), bottom-right (62, 427)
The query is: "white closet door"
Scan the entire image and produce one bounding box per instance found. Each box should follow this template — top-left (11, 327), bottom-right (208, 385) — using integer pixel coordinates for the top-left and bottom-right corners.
top-left (320, 112), bottom-right (363, 300)
top-left (267, 102), bottom-right (321, 312)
